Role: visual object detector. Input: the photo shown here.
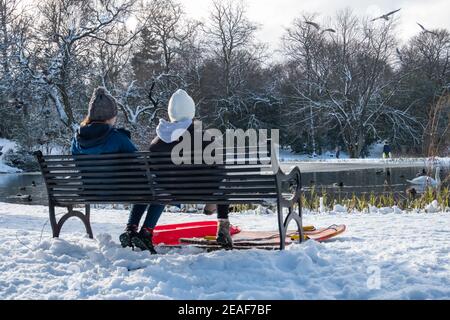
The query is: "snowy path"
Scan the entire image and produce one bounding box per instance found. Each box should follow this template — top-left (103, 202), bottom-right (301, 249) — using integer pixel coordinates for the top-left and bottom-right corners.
top-left (0, 202), bottom-right (449, 300)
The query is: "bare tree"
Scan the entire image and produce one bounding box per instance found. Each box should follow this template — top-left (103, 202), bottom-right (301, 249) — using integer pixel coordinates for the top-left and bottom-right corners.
top-left (205, 0), bottom-right (258, 96)
top-left (426, 90), bottom-right (450, 157)
top-left (113, 0), bottom-right (201, 128)
top-left (283, 13), bottom-right (332, 155)
top-left (142, 0), bottom-right (200, 73)
top-left (282, 9), bottom-right (420, 158)
top-left (3, 1), bottom-right (450, 159)
top-left (399, 28), bottom-right (450, 154)
top-left (202, 0), bottom-right (271, 129)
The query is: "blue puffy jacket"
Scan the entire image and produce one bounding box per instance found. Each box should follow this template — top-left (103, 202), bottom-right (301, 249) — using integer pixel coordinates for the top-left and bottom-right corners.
top-left (71, 123), bottom-right (137, 155)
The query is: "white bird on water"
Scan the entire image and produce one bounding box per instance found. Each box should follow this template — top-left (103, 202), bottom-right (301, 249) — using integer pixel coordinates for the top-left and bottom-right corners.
top-left (407, 167), bottom-right (441, 187)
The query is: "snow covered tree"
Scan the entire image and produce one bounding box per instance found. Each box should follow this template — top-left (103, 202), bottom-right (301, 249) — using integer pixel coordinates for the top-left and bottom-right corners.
top-left (281, 13), bottom-right (333, 154)
top-left (0, 0), bottom-right (36, 142)
top-left (282, 9), bottom-right (420, 158)
top-left (200, 0), bottom-right (277, 131)
top-left (1, 1), bottom-right (450, 158)
top-left (16, 0), bottom-right (139, 133)
top-left (121, 0), bottom-right (201, 128)
top-left (397, 28), bottom-right (450, 155)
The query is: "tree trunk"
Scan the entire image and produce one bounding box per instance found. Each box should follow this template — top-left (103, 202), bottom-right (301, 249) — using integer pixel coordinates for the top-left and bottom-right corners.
top-left (356, 132), bottom-right (366, 159)
top-left (49, 85), bottom-right (75, 133)
top-left (0, 1), bottom-right (9, 75)
top-left (346, 129), bottom-right (365, 159)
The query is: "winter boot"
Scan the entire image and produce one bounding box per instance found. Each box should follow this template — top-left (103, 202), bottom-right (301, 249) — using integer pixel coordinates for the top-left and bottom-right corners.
top-left (119, 224), bottom-right (138, 249)
top-left (217, 219), bottom-right (233, 249)
top-left (131, 227), bottom-right (157, 254)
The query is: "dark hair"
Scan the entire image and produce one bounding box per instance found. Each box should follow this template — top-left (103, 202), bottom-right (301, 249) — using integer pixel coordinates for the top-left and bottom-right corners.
top-left (80, 116), bottom-right (93, 127)
top-left (80, 116), bottom-right (112, 127)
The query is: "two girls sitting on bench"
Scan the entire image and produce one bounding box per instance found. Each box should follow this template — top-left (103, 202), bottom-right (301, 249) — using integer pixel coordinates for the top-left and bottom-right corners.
top-left (71, 87), bottom-right (233, 253)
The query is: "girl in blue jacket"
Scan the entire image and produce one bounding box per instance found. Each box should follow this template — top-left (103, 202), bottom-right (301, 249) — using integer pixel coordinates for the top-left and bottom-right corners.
top-left (71, 87), bottom-right (165, 254)
top-left (71, 87), bottom-right (137, 155)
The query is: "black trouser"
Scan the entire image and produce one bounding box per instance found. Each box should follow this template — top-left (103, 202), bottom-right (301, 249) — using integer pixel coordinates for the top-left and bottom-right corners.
top-left (217, 205), bottom-right (229, 220)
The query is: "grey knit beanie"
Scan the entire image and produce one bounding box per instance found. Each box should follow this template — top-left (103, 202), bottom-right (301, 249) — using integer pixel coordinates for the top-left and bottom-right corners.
top-left (88, 87), bottom-right (118, 122)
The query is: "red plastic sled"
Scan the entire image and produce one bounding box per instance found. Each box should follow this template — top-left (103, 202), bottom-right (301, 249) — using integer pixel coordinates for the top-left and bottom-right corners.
top-left (152, 221), bottom-right (241, 245)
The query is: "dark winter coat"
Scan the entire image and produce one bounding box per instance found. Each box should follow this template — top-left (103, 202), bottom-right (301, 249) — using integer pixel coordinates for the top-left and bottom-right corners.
top-left (70, 124), bottom-right (139, 196)
top-left (383, 144), bottom-right (392, 154)
top-left (71, 123), bottom-right (137, 155)
top-left (150, 120), bottom-right (228, 215)
top-left (72, 123), bottom-right (138, 197)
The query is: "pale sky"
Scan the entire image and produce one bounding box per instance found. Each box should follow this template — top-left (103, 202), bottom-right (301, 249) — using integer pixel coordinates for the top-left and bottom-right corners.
top-left (180, 0), bottom-right (450, 52)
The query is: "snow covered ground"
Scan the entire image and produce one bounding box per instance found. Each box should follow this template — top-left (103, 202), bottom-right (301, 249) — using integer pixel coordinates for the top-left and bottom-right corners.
top-left (0, 202), bottom-right (448, 300)
top-left (0, 139), bottom-right (21, 174)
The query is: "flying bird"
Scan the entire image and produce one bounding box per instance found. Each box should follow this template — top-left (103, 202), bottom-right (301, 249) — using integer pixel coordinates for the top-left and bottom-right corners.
top-left (417, 22), bottom-right (439, 36)
top-left (396, 48), bottom-right (404, 62)
top-left (305, 21), bottom-right (335, 34)
top-left (321, 28), bottom-right (336, 34)
top-left (371, 9), bottom-right (401, 22)
top-left (305, 21), bottom-right (321, 30)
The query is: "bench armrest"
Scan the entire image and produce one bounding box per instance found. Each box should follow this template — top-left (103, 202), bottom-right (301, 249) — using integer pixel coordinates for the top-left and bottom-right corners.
top-left (275, 167), bottom-right (302, 207)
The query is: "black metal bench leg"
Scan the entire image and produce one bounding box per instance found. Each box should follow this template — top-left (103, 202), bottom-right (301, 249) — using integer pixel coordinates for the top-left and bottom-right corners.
top-left (49, 204), bottom-right (59, 238)
top-left (85, 205), bottom-right (94, 239)
top-left (298, 199), bottom-right (304, 244)
top-left (51, 205), bottom-right (94, 239)
top-left (286, 202), bottom-right (304, 245)
top-left (277, 203), bottom-right (287, 251)
top-left (277, 202), bottom-right (304, 250)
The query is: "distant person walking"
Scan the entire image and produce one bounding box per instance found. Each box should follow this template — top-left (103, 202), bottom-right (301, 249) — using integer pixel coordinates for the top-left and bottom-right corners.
top-left (335, 146), bottom-right (341, 159)
top-left (383, 141), bottom-right (392, 159)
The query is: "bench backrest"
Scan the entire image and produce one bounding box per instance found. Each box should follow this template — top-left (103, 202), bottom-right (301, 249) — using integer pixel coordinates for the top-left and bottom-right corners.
top-left (35, 143), bottom-right (281, 206)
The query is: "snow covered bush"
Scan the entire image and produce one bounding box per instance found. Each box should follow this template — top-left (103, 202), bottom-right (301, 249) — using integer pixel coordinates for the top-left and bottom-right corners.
top-left (3, 147), bottom-right (40, 172)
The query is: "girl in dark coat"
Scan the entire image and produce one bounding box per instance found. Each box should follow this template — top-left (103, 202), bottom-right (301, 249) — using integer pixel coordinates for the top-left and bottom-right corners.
top-left (121, 89), bottom-right (233, 252)
top-left (71, 87), bottom-right (165, 254)
top-left (71, 87), bottom-right (137, 155)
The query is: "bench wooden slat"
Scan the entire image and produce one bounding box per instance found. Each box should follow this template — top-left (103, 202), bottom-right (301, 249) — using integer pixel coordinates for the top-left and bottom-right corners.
top-left (47, 180), bottom-right (277, 190)
top-left (42, 155), bottom-right (272, 166)
top-left (42, 153), bottom-right (145, 160)
top-left (47, 178), bottom-right (150, 184)
top-left (51, 192), bottom-right (279, 199)
top-left (43, 172), bottom-right (147, 178)
top-left (41, 149), bottom-right (272, 161)
top-left (49, 187), bottom-right (277, 196)
top-left (53, 199), bottom-right (272, 205)
top-left (42, 164), bottom-right (272, 172)
top-left (51, 191), bottom-right (154, 196)
top-left (44, 175), bottom-right (276, 185)
top-left (42, 169), bottom-right (273, 178)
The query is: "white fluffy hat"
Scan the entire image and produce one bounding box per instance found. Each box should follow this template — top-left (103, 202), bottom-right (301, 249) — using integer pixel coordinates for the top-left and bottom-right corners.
top-left (168, 89), bottom-right (196, 122)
